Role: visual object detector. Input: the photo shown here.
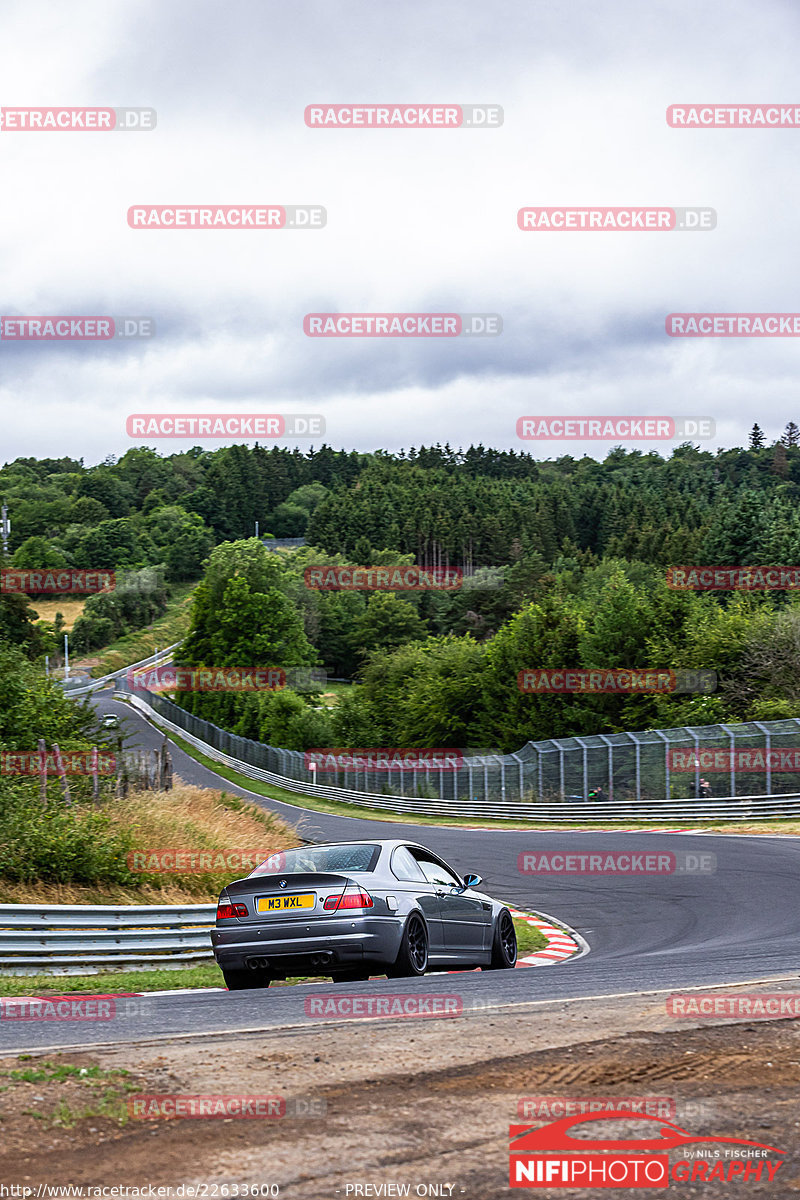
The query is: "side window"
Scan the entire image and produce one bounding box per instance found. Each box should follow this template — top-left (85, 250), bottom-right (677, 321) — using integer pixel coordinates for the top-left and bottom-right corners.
top-left (390, 846), bottom-right (427, 882)
top-left (416, 857), bottom-right (461, 888)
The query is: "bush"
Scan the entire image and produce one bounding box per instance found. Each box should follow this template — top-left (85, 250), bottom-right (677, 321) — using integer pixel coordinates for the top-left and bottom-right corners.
top-left (0, 789), bottom-right (135, 885)
top-left (71, 567), bottom-right (168, 653)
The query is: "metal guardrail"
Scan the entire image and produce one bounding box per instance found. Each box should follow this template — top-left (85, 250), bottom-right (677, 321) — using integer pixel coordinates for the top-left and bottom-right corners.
top-left (0, 903), bottom-right (216, 975)
top-left (122, 690), bottom-right (800, 821)
top-left (59, 644), bottom-right (181, 697)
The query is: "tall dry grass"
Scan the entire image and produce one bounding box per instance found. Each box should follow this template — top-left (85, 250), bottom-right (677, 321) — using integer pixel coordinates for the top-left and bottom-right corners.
top-left (0, 780), bottom-right (303, 904)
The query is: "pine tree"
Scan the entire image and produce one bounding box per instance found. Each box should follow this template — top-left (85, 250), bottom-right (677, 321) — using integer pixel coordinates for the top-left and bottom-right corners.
top-left (781, 421), bottom-right (800, 447)
top-left (749, 423), bottom-right (766, 450)
top-left (772, 442), bottom-right (789, 478)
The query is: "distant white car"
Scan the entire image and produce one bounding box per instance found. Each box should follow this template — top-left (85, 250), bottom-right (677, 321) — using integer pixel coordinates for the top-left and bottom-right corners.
top-left (102, 713), bottom-right (120, 729)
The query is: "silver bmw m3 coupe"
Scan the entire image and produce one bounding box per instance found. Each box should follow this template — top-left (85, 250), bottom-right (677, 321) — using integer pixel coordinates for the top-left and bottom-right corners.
top-left (211, 838), bottom-right (517, 989)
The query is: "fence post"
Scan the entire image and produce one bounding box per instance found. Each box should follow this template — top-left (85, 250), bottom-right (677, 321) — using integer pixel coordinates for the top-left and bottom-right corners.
top-left (51, 744), bottom-right (72, 806)
top-left (753, 722), bottom-right (772, 795)
top-left (91, 745), bottom-right (99, 804)
top-left (161, 738), bottom-right (173, 791)
top-left (598, 734), bottom-right (614, 800)
top-left (511, 753), bottom-right (523, 802)
top-left (652, 730), bottom-right (670, 801)
top-left (574, 738), bottom-right (590, 802)
top-left (721, 725), bottom-right (737, 797)
top-left (38, 738), bottom-right (48, 805)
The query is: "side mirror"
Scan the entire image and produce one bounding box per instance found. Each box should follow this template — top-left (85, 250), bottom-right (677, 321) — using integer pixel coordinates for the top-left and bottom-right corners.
top-left (463, 873), bottom-right (482, 889)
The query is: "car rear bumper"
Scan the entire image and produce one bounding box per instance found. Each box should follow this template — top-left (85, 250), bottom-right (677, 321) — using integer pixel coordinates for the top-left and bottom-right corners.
top-left (211, 916), bottom-right (404, 973)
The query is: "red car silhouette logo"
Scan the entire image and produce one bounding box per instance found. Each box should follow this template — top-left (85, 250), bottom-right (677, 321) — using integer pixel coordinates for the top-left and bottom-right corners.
top-left (510, 1110), bottom-right (784, 1156)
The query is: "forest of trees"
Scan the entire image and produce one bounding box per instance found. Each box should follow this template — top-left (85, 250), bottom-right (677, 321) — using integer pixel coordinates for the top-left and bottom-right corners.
top-left (5, 431), bottom-right (800, 753)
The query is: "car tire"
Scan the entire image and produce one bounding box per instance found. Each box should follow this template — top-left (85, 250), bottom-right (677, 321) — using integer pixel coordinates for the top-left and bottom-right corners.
top-left (222, 968), bottom-right (272, 990)
top-left (387, 913), bottom-right (428, 977)
top-left (485, 910), bottom-right (517, 970)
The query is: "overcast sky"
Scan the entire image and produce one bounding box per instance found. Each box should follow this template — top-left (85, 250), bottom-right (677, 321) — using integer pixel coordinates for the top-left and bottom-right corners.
top-left (1, 0), bottom-right (798, 465)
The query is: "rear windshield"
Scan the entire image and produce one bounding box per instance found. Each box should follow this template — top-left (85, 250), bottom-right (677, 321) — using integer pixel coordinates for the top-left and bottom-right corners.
top-left (249, 844), bottom-right (381, 876)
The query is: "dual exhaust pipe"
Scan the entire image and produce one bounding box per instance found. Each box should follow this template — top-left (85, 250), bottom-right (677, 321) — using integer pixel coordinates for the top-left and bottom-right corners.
top-left (245, 951), bottom-right (333, 970)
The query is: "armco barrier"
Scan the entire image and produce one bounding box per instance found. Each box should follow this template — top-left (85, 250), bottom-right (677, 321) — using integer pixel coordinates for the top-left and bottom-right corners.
top-left (59, 643), bottom-right (181, 697)
top-left (120, 688), bottom-right (800, 821)
top-left (0, 903), bottom-right (216, 975)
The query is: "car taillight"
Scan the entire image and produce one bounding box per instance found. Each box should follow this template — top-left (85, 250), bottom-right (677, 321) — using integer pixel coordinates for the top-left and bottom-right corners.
top-left (322, 890), bottom-right (374, 912)
top-left (217, 902), bottom-right (248, 919)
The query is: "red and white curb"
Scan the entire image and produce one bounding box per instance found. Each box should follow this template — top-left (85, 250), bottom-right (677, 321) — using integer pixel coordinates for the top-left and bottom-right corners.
top-left (509, 908), bottom-right (583, 966)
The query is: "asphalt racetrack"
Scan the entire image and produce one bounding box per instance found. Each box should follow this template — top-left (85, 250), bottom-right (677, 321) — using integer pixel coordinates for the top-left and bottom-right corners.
top-left (4, 687), bottom-right (798, 1055)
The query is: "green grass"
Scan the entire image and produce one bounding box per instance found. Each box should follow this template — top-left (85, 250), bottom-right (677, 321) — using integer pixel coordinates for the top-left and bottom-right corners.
top-left (1, 1061), bottom-right (138, 1128)
top-left (0, 963), bottom-right (324, 995)
top-left (0, 1062), bottom-right (128, 1084)
top-left (81, 581), bottom-right (198, 678)
top-left (0, 964), bottom-right (226, 996)
top-left (514, 919), bottom-right (548, 956)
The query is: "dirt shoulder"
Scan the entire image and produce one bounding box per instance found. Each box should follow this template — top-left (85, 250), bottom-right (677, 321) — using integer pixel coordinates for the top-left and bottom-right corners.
top-left (2, 987), bottom-right (800, 1198)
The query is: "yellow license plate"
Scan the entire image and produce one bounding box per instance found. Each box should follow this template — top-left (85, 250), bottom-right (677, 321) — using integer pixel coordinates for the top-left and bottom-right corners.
top-left (257, 893), bottom-right (315, 912)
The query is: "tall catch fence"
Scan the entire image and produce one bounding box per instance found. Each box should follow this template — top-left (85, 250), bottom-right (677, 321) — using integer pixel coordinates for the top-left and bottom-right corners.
top-left (114, 679), bottom-right (800, 808)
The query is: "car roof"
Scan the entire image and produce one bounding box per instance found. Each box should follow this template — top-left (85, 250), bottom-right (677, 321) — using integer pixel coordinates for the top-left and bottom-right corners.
top-left (298, 839), bottom-right (432, 852)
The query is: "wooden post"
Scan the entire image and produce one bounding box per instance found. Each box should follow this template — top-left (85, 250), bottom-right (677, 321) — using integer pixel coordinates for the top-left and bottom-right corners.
top-left (91, 745), bottom-right (99, 804)
top-left (51, 743), bottom-right (72, 805)
top-left (37, 738), bottom-right (48, 806)
top-left (161, 738), bottom-right (173, 791)
top-left (116, 750), bottom-right (129, 798)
